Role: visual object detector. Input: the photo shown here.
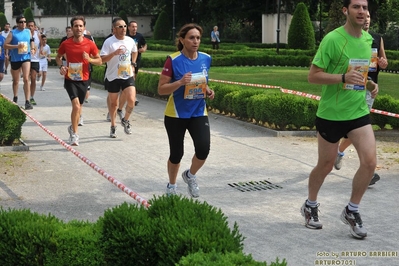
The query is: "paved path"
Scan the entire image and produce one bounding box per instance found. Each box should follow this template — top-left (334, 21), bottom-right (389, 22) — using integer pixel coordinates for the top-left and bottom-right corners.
top-left (0, 68), bottom-right (398, 265)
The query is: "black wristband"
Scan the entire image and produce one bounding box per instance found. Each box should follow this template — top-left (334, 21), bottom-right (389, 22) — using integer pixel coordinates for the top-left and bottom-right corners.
top-left (342, 73), bottom-right (345, 83)
top-left (131, 62), bottom-right (137, 67)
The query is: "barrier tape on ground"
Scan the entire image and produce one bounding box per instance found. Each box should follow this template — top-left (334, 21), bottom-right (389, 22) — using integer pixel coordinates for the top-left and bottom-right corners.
top-left (1, 93), bottom-right (150, 208)
top-left (140, 70), bottom-right (399, 119)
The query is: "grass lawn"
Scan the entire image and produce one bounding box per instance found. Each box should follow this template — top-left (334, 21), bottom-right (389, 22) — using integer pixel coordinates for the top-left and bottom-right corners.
top-left (143, 51), bottom-right (399, 99)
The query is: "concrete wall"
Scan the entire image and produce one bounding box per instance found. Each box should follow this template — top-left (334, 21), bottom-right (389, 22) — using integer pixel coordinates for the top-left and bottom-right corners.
top-left (262, 13), bottom-right (292, 44)
top-left (21, 15), bottom-right (153, 38)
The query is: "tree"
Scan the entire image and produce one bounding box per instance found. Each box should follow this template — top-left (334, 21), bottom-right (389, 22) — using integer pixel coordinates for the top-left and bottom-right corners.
top-left (0, 12), bottom-right (7, 28)
top-left (153, 10), bottom-right (170, 40)
top-left (287, 2), bottom-right (315, 50)
top-left (118, 10), bottom-right (128, 26)
top-left (23, 7), bottom-right (35, 23)
top-left (324, 0), bottom-right (345, 34)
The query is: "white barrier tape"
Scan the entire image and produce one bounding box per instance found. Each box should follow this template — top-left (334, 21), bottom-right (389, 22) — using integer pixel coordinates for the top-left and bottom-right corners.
top-left (1, 93), bottom-right (150, 208)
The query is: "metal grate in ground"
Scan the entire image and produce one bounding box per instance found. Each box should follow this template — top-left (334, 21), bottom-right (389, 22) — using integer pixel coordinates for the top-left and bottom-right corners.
top-left (228, 180), bottom-right (283, 192)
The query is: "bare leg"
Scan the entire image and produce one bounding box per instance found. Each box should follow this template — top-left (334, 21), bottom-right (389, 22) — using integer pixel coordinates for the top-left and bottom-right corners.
top-left (122, 86), bottom-right (136, 120)
top-left (308, 133), bottom-right (339, 201)
top-left (189, 155), bottom-right (206, 175)
top-left (21, 62), bottom-right (31, 101)
top-left (347, 125), bottom-right (376, 204)
top-left (168, 160), bottom-right (180, 184)
top-left (108, 92), bottom-right (119, 127)
top-left (71, 98), bottom-right (81, 134)
top-left (338, 138), bottom-right (352, 153)
top-left (41, 71), bottom-right (47, 87)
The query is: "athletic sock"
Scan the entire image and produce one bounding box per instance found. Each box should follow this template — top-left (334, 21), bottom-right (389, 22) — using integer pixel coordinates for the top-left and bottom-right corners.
top-left (306, 199), bottom-right (318, 208)
top-left (347, 202), bottom-right (359, 213)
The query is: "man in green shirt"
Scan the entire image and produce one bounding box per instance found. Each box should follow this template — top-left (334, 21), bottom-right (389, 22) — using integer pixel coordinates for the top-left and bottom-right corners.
top-left (300, 0), bottom-right (378, 239)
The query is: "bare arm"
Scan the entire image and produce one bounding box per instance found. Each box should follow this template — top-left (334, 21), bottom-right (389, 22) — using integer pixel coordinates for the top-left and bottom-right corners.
top-left (83, 51), bottom-right (102, 66)
top-left (101, 48), bottom-right (123, 63)
top-left (158, 72), bottom-right (191, 95)
top-left (131, 50), bottom-right (138, 63)
top-left (4, 32), bottom-right (15, 50)
top-left (378, 37), bottom-right (388, 69)
top-left (308, 64), bottom-right (365, 85)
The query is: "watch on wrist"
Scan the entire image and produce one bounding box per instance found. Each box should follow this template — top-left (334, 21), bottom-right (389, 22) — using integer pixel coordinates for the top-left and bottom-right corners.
top-left (131, 62), bottom-right (137, 67)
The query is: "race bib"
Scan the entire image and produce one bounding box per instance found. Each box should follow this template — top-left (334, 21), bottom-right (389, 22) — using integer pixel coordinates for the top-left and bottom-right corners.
top-left (184, 72), bottom-right (207, 99)
top-left (68, 63), bottom-right (83, 81)
top-left (369, 48), bottom-right (378, 73)
top-left (18, 41), bottom-right (28, 54)
top-left (117, 61), bottom-right (132, 78)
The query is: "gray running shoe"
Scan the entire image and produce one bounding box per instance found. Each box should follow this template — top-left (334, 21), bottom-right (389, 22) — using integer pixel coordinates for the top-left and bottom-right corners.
top-left (110, 126), bottom-right (117, 138)
top-left (25, 102), bottom-right (33, 110)
top-left (117, 109), bottom-right (125, 121)
top-left (369, 173), bottom-right (380, 186)
top-left (78, 116), bottom-right (84, 126)
top-left (121, 118), bottom-right (132, 134)
top-left (300, 201), bottom-right (323, 229)
top-left (340, 207), bottom-right (367, 239)
top-left (166, 184), bottom-right (177, 196)
top-left (69, 134), bottom-right (79, 146)
top-left (182, 170), bottom-right (199, 198)
top-left (30, 98), bottom-right (37, 105)
top-left (106, 112), bottom-right (111, 122)
top-left (334, 153), bottom-right (344, 170)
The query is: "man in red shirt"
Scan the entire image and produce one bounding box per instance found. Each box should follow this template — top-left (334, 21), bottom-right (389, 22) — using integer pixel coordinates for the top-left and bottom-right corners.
top-left (55, 16), bottom-right (102, 146)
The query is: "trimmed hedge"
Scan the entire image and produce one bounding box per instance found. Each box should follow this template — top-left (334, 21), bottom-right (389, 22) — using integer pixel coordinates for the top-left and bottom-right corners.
top-left (0, 96), bottom-right (27, 145)
top-left (0, 195), bottom-right (273, 265)
top-left (91, 67), bottom-right (399, 131)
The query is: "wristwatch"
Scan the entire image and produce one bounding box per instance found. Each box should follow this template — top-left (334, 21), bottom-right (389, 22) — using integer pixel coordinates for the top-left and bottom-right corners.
top-left (131, 62), bottom-right (137, 67)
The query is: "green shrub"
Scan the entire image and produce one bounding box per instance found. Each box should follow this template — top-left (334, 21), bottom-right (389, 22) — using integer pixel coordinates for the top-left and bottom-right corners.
top-left (231, 89), bottom-right (266, 119)
top-left (0, 96), bottom-right (27, 145)
top-left (153, 11), bottom-right (171, 40)
top-left (148, 195), bottom-right (245, 266)
top-left (99, 202), bottom-right (156, 265)
top-left (371, 95), bottom-right (394, 129)
top-left (0, 12), bottom-right (8, 27)
top-left (0, 208), bottom-right (61, 266)
top-left (177, 250), bottom-right (268, 266)
top-left (287, 3), bottom-right (315, 50)
top-left (44, 220), bottom-right (104, 266)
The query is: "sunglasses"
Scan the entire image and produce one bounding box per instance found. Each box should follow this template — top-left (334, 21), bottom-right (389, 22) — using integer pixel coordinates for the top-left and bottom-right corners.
top-left (18, 20), bottom-right (27, 24)
top-left (116, 25), bottom-right (127, 28)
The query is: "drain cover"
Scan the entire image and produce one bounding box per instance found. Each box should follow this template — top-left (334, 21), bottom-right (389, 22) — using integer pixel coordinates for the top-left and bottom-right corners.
top-left (228, 180), bottom-right (283, 192)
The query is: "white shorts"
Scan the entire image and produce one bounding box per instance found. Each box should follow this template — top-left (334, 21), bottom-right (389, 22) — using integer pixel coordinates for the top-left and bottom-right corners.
top-left (39, 59), bottom-right (48, 72)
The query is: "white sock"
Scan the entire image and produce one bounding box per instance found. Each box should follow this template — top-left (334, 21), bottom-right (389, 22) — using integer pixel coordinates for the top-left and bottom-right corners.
top-left (306, 199), bottom-right (318, 207)
top-left (167, 183), bottom-right (176, 188)
top-left (187, 170), bottom-right (196, 179)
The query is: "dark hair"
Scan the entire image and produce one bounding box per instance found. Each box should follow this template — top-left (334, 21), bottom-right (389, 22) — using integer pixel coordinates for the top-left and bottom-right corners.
top-left (112, 17), bottom-right (124, 26)
top-left (27, 20), bottom-right (36, 25)
top-left (5, 23), bottom-right (10, 26)
top-left (343, 0), bottom-right (350, 8)
top-left (65, 26), bottom-right (72, 31)
top-left (16, 15), bottom-right (25, 24)
top-left (41, 34), bottom-right (47, 39)
top-left (176, 23), bottom-right (203, 51)
top-left (70, 16), bottom-right (86, 27)
top-left (128, 20), bottom-right (138, 26)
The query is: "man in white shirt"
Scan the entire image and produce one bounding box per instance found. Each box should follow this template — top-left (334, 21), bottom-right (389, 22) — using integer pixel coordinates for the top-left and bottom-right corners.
top-left (100, 17), bottom-right (138, 138)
